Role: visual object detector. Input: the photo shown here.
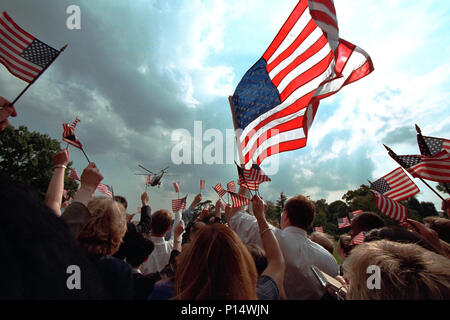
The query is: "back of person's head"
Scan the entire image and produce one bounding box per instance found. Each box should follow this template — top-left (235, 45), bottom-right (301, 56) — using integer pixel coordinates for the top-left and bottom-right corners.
top-left (125, 233), bottom-right (155, 268)
top-left (79, 197), bottom-right (127, 257)
top-left (284, 195), bottom-right (315, 230)
top-left (350, 212), bottom-right (384, 237)
top-left (0, 175), bottom-right (105, 299)
top-left (150, 210), bottom-right (173, 236)
top-left (246, 243), bottom-right (267, 276)
top-left (310, 232), bottom-right (334, 254)
top-left (423, 216), bottom-right (450, 243)
top-left (174, 223), bottom-right (258, 299)
top-left (343, 240), bottom-right (450, 300)
top-left (114, 195), bottom-right (128, 210)
top-left (365, 225), bottom-right (438, 253)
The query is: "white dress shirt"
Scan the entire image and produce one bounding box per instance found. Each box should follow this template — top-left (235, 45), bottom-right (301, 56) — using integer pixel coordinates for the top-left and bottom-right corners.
top-left (229, 210), bottom-right (339, 300)
top-left (140, 236), bottom-right (174, 275)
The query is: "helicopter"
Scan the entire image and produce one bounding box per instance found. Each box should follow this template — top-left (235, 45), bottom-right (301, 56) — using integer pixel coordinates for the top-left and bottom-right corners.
top-left (135, 165), bottom-right (170, 188)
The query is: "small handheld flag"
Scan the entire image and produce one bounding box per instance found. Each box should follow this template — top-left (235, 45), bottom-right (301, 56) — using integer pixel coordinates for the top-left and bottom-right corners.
top-left (348, 210), bottom-right (363, 222)
top-left (227, 180), bottom-right (236, 193)
top-left (173, 182), bottom-right (180, 193)
top-left (228, 191), bottom-right (250, 208)
top-left (337, 217), bottom-right (351, 229)
top-left (172, 196), bottom-right (187, 213)
top-left (314, 226), bottom-right (323, 233)
top-left (370, 167), bottom-right (420, 202)
top-left (68, 168), bottom-right (80, 181)
top-left (200, 179), bottom-right (205, 191)
top-left (213, 183), bottom-right (227, 198)
top-left (372, 190), bottom-right (407, 223)
top-left (97, 183), bottom-right (113, 198)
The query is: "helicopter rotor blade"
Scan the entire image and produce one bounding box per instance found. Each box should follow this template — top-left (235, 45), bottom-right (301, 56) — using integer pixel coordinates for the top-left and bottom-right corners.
top-left (138, 164), bottom-right (155, 175)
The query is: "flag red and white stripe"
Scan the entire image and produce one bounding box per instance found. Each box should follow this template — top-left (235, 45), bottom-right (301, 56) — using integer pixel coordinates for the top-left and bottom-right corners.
top-left (371, 167), bottom-right (420, 202)
top-left (337, 216), bottom-right (351, 229)
top-left (227, 180), bottom-right (236, 193)
top-left (62, 118), bottom-right (82, 149)
top-left (228, 191), bottom-right (250, 208)
top-left (213, 183), bottom-right (227, 198)
top-left (97, 183), bottom-right (113, 198)
top-left (0, 11), bottom-right (59, 83)
top-left (146, 175), bottom-right (151, 186)
top-left (390, 150), bottom-right (450, 183)
top-left (200, 179), bottom-right (205, 190)
top-left (348, 209), bottom-right (363, 221)
top-left (237, 163), bottom-right (271, 191)
top-left (172, 197), bottom-right (187, 213)
top-left (232, 0), bottom-right (373, 166)
top-left (69, 168), bottom-right (80, 181)
top-left (173, 182), bottom-right (180, 193)
top-left (373, 191), bottom-right (407, 223)
top-left (351, 232), bottom-right (365, 245)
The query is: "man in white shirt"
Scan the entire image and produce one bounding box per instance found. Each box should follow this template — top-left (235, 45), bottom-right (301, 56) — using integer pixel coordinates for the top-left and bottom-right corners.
top-left (226, 193), bottom-right (339, 300)
top-left (140, 209), bottom-right (176, 275)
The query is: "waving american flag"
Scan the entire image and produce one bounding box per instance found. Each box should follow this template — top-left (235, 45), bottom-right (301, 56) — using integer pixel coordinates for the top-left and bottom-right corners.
top-left (231, 0), bottom-right (373, 166)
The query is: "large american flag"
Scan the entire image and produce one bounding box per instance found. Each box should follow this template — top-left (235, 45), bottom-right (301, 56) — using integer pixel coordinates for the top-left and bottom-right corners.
top-left (370, 167), bottom-right (420, 202)
top-left (0, 12), bottom-right (60, 83)
top-left (337, 216), bottom-right (351, 229)
top-left (236, 163), bottom-right (271, 191)
top-left (231, 0), bottom-right (373, 166)
top-left (387, 147), bottom-right (450, 183)
top-left (172, 196), bottom-right (187, 213)
top-left (97, 183), bottom-right (113, 198)
top-left (68, 168), bottom-right (80, 181)
top-left (62, 118), bottom-right (82, 149)
top-left (373, 191), bottom-right (407, 223)
top-left (213, 183), bottom-right (227, 198)
top-left (228, 191), bottom-right (251, 208)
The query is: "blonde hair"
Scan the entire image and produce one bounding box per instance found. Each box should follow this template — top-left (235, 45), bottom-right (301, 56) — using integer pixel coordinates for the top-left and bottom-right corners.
top-left (78, 197), bottom-right (127, 257)
top-left (343, 240), bottom-right (450, 300)
top-left (173, 224), bottom-right (258, 300)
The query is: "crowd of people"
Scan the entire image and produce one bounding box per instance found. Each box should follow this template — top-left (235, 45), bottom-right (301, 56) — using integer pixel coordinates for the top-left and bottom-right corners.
top-left (1, 95), bottom-right (450, 300)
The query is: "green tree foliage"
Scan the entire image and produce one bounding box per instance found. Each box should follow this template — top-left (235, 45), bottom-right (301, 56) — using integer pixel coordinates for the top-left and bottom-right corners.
top-left (0, 126), bottom-right (78, 198)
top-left (436, 182), bottom-right (450, 195)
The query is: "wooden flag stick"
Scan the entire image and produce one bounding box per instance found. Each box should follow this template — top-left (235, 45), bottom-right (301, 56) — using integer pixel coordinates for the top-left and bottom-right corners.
top-left (11, 44), bottom-right (68, 106)
top-left (383, 144), bottom-right (446, 202)
top-left (80, 147), bottom-right (91, 163)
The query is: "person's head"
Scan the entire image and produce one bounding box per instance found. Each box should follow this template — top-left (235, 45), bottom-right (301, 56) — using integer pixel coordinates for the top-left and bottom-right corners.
top-left (343, 240), bottom-right (450, 300)
top-left (337, 234), bottom-right (353, 261)
top-left (246, 243), bottom-right (267, 276)
top-left (114, 195), bottom-right (128, 210)
top-left (0, 174), bottom-right (105, 299)
top-left (281, 195), bottom-right (315, 230)
top-left (150, 210), bottom-right (173, 236)
top-left (364, 225), bottom-right (438, 253)
top-left (349, 212), bottom-right (384, 238)
top-left (174, 223), bottom-right (258, 300)
top-left (423, 216), bottom-right (450, 243)
top-left (310, 232), bottom-right (334, 254)
top-left (78, 197), bottom-right (127, 257)
top-left (125, 233), bottom-right (155, 268)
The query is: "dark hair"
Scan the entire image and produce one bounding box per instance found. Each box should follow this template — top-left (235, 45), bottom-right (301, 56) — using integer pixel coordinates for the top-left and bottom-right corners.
top-left (0, 174), bottom-right (105, 299)
top-left (351, 212), bottom-right (384, 234)
top-left (125, 233), bottom-right (155, 268)
top-left (338, 234), bottom-right (353, 256)
top-left (423, 217), bottom-right (450, 243)
top-left (284, 195), bottom-right (315, 230)
top-left (246, 243), bottom-right (267, 276)
top-left (364, 226), bottom-right (438, 253)
top-left (114, 195), bottom-right (128, 210)
top-left (151, 210), bottom-right (172, 235)
top-left (113, 223), bottom-right (138, 260)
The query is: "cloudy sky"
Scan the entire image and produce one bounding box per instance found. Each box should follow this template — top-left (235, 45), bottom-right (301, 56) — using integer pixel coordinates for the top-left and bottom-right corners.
top-left (2, 0), bottom-right (449, 214)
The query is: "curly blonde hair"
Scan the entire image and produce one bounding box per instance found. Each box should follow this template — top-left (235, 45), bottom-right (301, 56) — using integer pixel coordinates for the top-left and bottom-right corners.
top-left (78, 197), bottom-right (127, 257)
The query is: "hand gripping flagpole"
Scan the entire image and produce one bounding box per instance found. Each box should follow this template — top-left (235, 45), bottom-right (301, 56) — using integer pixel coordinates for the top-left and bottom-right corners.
top-left (383, 144), bottom-right (445, 202)
top-left (415, 124), bottom-right (450, 195)
top-left (10, 44), bottom-right (68, 106)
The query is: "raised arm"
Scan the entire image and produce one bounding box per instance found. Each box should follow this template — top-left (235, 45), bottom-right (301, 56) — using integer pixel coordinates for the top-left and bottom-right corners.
top-left (61, 162), bottom-right (103, 238)
top-left (45, 148), bottom-right (70, 216)
top-left (0, 96), bottom-right (17, 131)
top-left (252, 195), bottom-right (286, 299)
